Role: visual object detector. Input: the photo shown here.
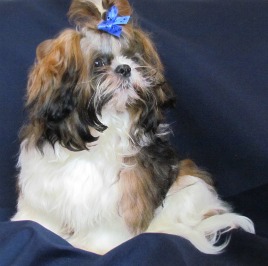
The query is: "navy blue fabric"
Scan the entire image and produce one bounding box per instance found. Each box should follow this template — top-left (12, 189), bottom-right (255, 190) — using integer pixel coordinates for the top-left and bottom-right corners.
top-left (1, 221), bottom-right (268, 266)
top-left (1, 0), bottom-right (268, 265)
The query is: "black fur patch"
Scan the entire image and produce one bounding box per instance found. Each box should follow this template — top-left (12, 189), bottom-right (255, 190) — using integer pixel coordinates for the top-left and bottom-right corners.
top-left (31, 69), bottom-right (108, 151)
top-left (138, 137), bottom-right (178, 202)
top-left (42, 71), bottom-right (78, 123)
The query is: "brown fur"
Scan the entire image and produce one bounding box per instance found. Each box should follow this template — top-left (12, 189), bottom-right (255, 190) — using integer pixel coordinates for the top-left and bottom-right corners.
top-left (27, 29), bottom-right (84, 107)
top-left (119, 157), bottom-right (160, 234)
top-left (103, 0), bottom-right (132, 16)
top-left (178, 159), bottom-right (214, 186)
top-left (68, 0), bottom-right (102, 30)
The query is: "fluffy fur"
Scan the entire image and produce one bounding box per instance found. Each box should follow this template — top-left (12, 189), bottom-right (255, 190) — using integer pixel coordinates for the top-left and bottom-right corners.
top-left (12, 0), bottom-right (254, 255)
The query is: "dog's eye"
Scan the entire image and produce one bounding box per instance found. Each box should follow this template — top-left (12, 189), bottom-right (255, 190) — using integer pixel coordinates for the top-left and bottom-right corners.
top-left (132, 56), bottom-right (140, 63)
top-left (94, 58), bottom-right (105, 67)
top-left (132, 55), bottom-right (144, 65)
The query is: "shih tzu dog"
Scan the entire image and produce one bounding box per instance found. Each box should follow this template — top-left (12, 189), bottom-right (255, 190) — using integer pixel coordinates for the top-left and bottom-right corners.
top-left (12, 0), bottom-right (254, 255)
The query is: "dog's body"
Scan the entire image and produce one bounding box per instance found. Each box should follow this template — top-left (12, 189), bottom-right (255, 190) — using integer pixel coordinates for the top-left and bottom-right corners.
top-left (12, 0), bottom-right (254, 255)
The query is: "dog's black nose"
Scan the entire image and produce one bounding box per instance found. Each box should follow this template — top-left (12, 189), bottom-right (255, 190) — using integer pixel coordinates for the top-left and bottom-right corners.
top-left (115, 64), bottom-right (131, 77)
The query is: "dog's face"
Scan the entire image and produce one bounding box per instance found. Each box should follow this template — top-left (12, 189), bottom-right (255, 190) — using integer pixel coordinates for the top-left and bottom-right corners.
top-left (81, 30), bottom-right (166, 113)
top-left (23, 0), bottom-right (174, 151)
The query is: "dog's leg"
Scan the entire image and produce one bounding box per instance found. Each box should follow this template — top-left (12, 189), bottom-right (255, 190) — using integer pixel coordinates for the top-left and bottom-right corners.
top-left (146, 160), bottom-right (255, 254)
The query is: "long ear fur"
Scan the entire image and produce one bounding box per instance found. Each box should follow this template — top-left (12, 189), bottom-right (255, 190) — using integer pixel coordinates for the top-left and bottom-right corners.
top-left (22, 29), bottom-right (106, 151)
top-left (133, 29), bottom-right (175, 108)
top-left (26, 29), bottom-right (84, 120)
top-left (127, 29), bottom-right (175, 136)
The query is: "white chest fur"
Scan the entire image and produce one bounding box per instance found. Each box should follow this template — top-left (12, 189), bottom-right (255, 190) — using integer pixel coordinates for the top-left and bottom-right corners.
top-left (13, 111), bottom-right (134, 252)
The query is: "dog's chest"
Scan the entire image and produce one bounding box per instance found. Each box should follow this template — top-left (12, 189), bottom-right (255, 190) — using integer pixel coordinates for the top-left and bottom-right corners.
top-left (18, 112), bottom-right (133, 226)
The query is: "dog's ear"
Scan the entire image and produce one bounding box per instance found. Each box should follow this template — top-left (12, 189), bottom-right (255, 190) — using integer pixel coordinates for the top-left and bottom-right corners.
top-left (68, 0), bottom-right (132, 31)
top-left (26, 29), bottom-right (84, 123)
top-left (133, 29), bottom-right (176, 109)
top-left (25, 29), bottom-right (107, 151)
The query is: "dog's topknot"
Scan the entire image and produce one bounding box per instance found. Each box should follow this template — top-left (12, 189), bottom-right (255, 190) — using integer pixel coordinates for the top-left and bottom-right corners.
top-left (68, 0), bottom-right (132, 32)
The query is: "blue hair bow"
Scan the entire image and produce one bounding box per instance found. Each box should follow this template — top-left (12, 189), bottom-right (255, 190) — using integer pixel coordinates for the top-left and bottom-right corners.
top-left (97, 6), bottom-right (130, 37)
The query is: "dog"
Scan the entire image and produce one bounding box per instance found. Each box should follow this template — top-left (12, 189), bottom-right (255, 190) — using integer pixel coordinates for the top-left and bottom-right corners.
top-left (12, 0), bottom-right (254, 255)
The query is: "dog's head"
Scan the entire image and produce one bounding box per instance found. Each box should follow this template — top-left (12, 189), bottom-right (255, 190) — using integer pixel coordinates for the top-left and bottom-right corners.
top-left (23, 0), bottom-right (175, 151)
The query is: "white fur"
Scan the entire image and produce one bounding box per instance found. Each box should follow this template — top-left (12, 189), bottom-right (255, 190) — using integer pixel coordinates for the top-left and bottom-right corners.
top-left (147, 175), bottom-right (255, 254)
top-left (90, 0), bottom-right (105, 15)
top-left (81, 30), bottom-right (122, 56)
top-left (12, 110), bottom-right (134, 254)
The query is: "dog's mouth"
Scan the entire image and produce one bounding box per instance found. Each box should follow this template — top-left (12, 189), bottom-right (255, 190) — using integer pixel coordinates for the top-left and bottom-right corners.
top-left (108, 80), bottom-right (141, 112)
top-left (91, 72), bottom-right (140, 113)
